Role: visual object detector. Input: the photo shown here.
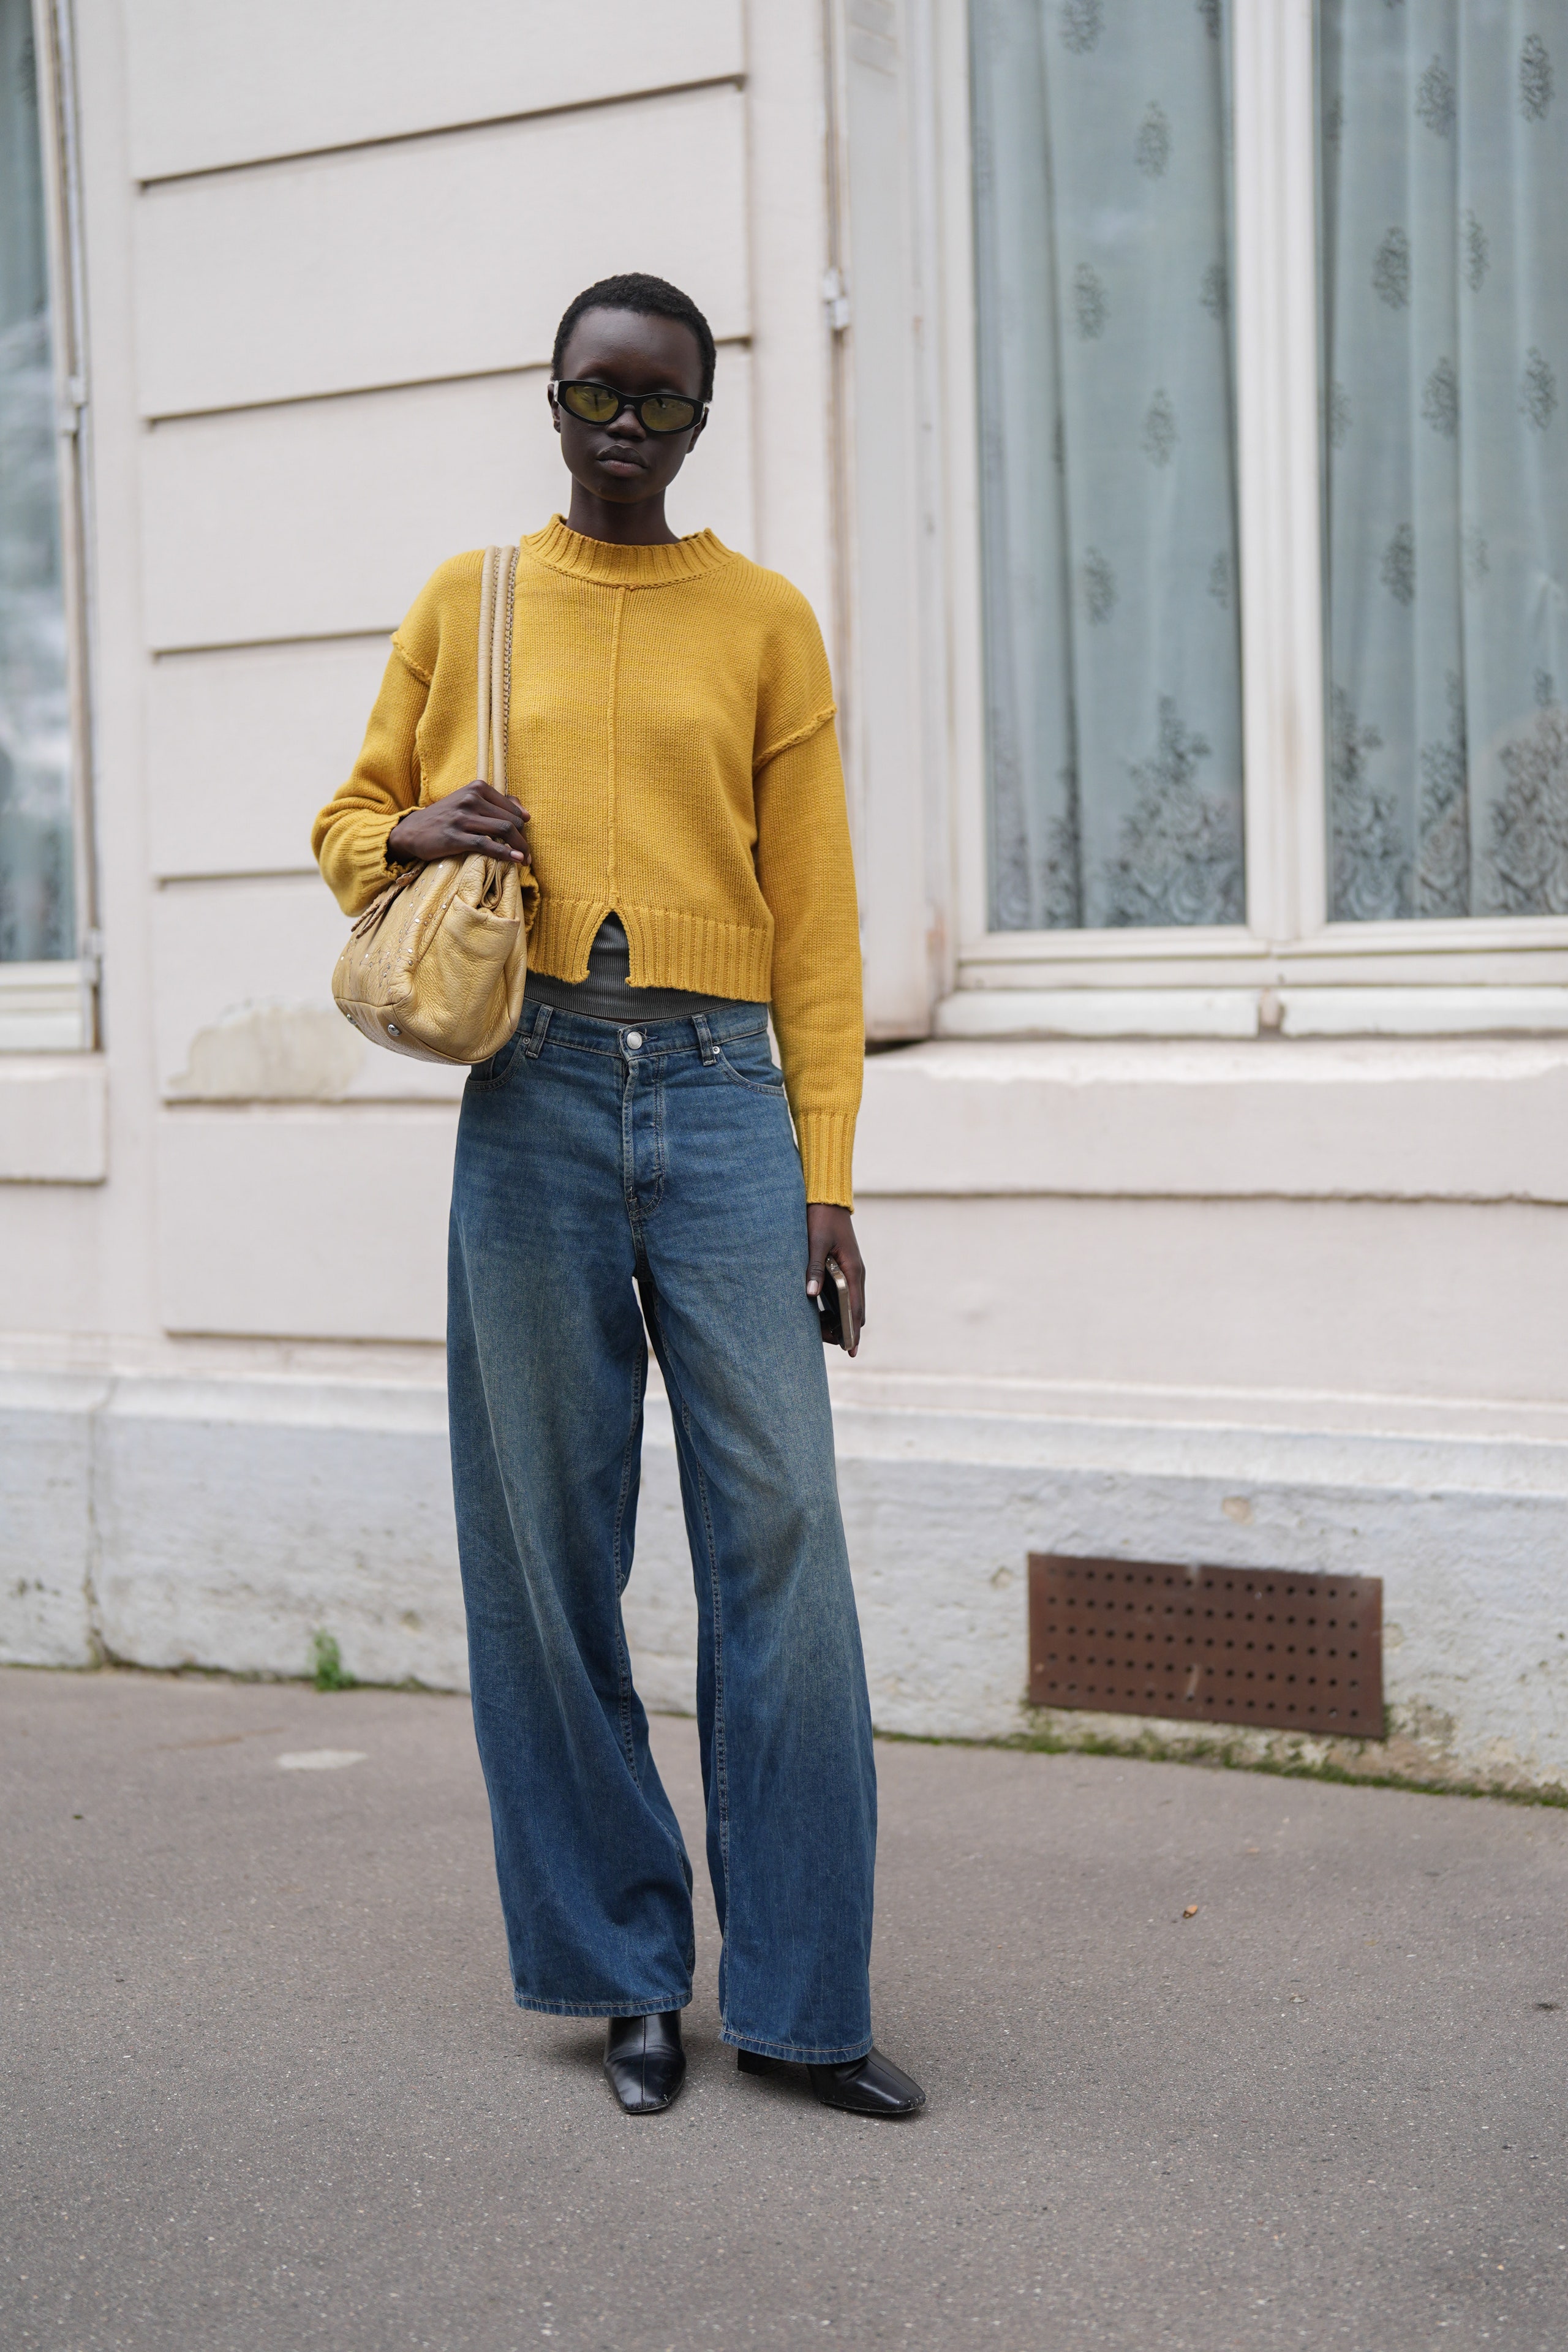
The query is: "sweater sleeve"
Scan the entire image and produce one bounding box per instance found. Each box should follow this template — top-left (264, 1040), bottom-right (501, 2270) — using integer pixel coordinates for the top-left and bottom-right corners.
top-left (754, 710), bottom-right (864, 1208)
top-left (311, 639), bottom-right (431, 916)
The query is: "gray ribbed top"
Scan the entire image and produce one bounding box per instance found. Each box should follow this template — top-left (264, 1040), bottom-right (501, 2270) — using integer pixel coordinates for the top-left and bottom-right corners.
top-left (526, 916), bottom-right (760, 1025)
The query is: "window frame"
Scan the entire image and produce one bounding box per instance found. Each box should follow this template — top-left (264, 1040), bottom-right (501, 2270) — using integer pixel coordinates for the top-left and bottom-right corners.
top-left (918, 0), bottom-right (1568, 1039)
top-left (0, 0), bottom-right (97, 1052)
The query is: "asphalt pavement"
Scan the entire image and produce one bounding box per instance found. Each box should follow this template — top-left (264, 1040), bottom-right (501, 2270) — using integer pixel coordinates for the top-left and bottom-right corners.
top-left (2, 1666), bottom-right (1566, 2351)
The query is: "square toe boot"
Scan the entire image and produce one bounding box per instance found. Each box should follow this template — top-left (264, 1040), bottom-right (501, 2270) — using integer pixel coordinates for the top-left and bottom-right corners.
top-left (737, 2045), bottom-right (925, 2117)
top-left (604, 2012), bottom-right (687, 2114)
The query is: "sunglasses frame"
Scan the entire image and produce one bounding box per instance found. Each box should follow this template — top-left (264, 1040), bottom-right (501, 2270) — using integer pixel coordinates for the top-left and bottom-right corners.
top-left (550, 378), bottom-right (709, 437)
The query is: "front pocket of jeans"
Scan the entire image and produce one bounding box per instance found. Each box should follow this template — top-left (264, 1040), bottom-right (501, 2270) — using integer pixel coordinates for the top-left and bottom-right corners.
top-left (715, 1039), bottom-right (786, 1096)
top-left (467, 1023), bottom-right (527, 1088)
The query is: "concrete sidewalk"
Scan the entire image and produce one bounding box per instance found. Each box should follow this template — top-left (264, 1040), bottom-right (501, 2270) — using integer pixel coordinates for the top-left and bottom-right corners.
top-left (2, 1668), bottom-right (1564, 2351)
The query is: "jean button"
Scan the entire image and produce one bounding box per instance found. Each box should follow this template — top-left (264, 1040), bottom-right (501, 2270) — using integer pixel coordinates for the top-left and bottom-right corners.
top-left (624, 1029), bottom-right (643, 1052)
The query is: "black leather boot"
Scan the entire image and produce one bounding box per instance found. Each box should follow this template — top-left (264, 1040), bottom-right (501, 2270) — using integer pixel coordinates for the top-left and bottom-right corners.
top-left (604, 2011), bottom-right (687, 2115)
top-left (737, 2044), bottom-right (925, 2117)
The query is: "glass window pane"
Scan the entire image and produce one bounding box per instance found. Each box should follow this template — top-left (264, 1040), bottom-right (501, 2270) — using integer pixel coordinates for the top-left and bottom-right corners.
top-left (0, 0), bottom-right (75, 963)
top-left (970, 0), bottom-right (1245, 933)
top-left (1320, 1), bottom-right (1568, 921)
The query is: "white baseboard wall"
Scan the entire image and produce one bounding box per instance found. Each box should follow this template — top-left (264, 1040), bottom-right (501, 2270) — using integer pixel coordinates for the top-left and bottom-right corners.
top-left (4, 1360), bottom-right (1567, 1793)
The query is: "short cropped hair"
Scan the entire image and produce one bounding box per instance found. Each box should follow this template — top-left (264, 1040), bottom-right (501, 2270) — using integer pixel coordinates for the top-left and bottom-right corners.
top-left (552, 273), bottom-right (716, 401)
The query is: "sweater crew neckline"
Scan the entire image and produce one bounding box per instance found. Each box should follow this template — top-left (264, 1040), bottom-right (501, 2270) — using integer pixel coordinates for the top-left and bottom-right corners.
top-left (523, 515), bottom-right (733, 587)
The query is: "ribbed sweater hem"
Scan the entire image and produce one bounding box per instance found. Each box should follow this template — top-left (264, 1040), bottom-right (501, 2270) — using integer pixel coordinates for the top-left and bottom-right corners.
top-left (797, 1111), bottom-right (856, 1210)
top-left (529, 897), bottom-right (774, 1005)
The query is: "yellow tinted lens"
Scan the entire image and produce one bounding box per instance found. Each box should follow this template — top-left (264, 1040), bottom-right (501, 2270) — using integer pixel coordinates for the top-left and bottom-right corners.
top-left (641, 396), bottom-right (698, 434)
top-left (562, 382), bottom-right (619, 423)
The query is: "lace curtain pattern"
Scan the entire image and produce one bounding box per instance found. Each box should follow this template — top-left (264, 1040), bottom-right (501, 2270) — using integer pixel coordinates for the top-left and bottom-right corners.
top-left (970, 0), bottom-right (1245, 932)
top-left (1321, 0), bottom-right (1568, 920)
top-left (0, 0), bottom-right (74, 963)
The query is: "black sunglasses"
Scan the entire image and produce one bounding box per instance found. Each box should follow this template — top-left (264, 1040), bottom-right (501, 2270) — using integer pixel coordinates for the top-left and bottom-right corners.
top-left (551, 379), bottom-right (708, 435)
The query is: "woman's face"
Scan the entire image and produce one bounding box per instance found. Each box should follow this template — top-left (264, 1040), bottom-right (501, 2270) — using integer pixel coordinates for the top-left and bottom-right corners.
top-left (551, 308), bottom-right (708, 509)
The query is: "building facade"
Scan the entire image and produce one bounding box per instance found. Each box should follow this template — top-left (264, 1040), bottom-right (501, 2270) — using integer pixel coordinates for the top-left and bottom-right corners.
top-left (4, 0), bottom-right (1566, 1791)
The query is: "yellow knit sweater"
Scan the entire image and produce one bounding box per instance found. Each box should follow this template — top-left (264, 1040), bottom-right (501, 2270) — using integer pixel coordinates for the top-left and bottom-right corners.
top-left (313, 518), bottom-right (863, 1206)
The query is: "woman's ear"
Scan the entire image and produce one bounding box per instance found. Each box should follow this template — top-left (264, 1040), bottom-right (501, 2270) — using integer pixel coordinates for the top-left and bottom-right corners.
top-left (548, 384), bottom-right (560, 435)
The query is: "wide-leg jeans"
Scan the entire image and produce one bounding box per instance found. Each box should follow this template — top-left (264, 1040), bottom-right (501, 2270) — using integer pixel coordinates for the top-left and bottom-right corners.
top-left (447, 995), bottom-right (877, 2062)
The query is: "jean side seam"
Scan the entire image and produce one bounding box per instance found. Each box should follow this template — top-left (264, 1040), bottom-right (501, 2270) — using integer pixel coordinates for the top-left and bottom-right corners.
top-left (449, 1184), bottom-right (522, 1574)
top-left (690, 1412), bottom-right (731, 1893)
top-left (662, 1352), bottom-right (731, 1909)
top-left (710, 1468), bottom-right (729, 1885)
top-left (609, 1342), bottom-right (644, 1771)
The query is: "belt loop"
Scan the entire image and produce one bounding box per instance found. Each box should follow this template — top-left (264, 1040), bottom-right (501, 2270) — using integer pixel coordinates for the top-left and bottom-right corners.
top-left (692, 1011), bottom-right (718, 1065)
top-left (522, 1003), bottom-right (552, 1058)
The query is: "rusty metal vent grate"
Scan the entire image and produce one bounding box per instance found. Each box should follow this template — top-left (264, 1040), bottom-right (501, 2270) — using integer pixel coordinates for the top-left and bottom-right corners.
top-left (1028, 1555), bottom-right (1384, 1738)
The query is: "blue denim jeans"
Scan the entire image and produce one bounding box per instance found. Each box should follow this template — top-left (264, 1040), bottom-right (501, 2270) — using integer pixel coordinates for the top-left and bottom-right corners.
top-left (447, 995), bottom-right (876, 2062)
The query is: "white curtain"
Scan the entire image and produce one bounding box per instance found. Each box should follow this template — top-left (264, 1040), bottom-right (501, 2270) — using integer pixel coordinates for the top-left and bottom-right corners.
top-left (1321, 0), bottom-right (1568, 919)
top-left (0, 0), bottom-right (74, 963)
top-left (970, 0), bottom-right (1245, 932)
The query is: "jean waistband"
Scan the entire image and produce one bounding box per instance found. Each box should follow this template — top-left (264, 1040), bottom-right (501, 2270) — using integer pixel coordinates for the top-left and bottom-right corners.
top-left (521, 993), bottom-right (769, 1058)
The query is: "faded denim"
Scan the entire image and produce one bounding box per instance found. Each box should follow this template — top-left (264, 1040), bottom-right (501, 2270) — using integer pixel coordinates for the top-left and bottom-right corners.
top-left (447, 995), bottom-right (876, 2062)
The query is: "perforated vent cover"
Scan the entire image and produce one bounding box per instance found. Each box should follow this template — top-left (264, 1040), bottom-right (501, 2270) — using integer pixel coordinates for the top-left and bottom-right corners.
top-left (1028, 1555), bottom-right (1384, 1738)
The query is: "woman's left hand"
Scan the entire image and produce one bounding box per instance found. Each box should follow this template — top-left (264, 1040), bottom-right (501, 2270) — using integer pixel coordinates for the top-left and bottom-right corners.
top-left (806, 1204), bottom-right (865, 1357)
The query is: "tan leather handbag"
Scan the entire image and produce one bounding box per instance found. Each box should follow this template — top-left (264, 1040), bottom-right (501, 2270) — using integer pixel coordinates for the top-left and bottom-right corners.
top-left (331, 545), bottom-right (534, 1065)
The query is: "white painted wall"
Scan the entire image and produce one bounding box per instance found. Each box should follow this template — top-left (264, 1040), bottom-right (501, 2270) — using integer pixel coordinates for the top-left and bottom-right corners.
top-left (133, 90), bottom-right (750, 417)
top-left (2, 1), bottom-right (1565, 1801)
top-left (123, 0), bottom-right (745, 179)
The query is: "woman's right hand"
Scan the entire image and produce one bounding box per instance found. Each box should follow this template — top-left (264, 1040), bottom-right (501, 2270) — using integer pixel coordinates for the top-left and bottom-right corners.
top-left (387, 782), bottom-right (531, 866)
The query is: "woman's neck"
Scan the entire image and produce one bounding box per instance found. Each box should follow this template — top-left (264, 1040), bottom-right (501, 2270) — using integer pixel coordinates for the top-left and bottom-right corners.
top-left (564, 486), bottom-right (680, 547)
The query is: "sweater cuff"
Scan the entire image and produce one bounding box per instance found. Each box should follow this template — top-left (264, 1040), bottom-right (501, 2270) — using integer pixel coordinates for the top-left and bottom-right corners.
top-left (798, 1112), bottom-right (856, 1210)
top-left (382, 808), bottom-right (415, 876)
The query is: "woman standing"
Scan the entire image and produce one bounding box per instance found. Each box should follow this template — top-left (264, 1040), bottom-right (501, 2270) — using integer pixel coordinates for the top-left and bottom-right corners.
top-left (314, 276), bottom-right (924, 2120)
